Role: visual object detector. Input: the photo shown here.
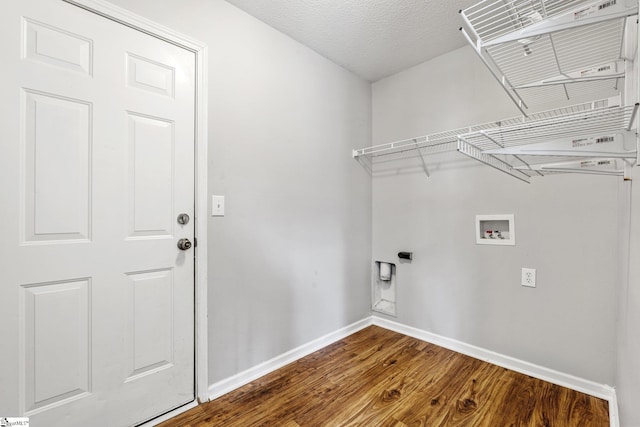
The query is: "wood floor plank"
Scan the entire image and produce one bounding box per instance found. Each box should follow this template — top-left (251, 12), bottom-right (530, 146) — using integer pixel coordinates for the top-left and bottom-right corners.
top-left (160, 326), bottom-right (609, 427)
top-left (277, 333), bottom-right (417, 426)
top-left (387, 350), bottom-right (490, 425)
top-left (158, 404), bottom-right (205, 427)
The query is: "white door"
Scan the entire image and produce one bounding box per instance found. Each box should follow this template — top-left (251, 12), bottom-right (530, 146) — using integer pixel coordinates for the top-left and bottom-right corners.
top-left (0, 1), bottom-right (196, 426)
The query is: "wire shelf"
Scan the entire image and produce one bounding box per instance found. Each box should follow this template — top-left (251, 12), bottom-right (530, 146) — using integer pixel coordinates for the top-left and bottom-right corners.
top-left (457, 102), bottom-right (638, 182)
top-left (353, 97), bottom-right (637, 182)
top-left (354, 97), bottom-right (619, 160)
top-left (462, 0), bottom-right (615, 44)
top-left (460, 104), bottom-right (636, 151)
top-left (460, 0), bottom-right (638, 112)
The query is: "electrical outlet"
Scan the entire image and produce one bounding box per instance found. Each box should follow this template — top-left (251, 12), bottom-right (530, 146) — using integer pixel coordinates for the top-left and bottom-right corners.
top-left (521, 268), bottom-right (536, 288)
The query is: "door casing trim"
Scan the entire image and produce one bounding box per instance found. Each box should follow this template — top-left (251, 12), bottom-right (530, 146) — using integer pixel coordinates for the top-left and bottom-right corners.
top-left (62, 0), bottom-right (209, 405)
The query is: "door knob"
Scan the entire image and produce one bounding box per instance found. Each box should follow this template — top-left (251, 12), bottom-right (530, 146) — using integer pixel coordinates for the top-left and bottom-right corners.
top-left (177, 238), bottom-right (192, 250)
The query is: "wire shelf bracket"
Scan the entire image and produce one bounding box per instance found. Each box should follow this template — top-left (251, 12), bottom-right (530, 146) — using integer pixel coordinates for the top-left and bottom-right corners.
top-left (512, 158), bottom-right (627, 176)
top-left (512, 60), bottom-right (625, 89)
top-left (457, 138), bottom-right (532, 183)
top-left (482, 131), bottom-right (637, 158)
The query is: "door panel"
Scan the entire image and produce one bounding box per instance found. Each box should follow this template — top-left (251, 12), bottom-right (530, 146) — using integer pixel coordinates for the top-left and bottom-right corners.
top-left (23, 90), bottom-right (92, 243)
top-left (127, 113), bottom-right (174, 238)
top-left (22, 279), bottom-right (91, 412)
top-left (126, 53), bottom-right (175, 98)
top-left (23, 19), bottom-right (93, 75)
top-left (1, 1), bottom-right (196, 426)
top-left (125, 268), bottom-right (174, 381)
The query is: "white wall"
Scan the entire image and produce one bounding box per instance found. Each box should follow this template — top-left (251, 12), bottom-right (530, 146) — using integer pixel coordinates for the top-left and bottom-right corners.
top-left (105, 0), bottom-right (372, 385)
top-left (616, 25), bottom-right (640, 426)
top-left (617, 175), bottom-right (640, 426)
top-left (372, 46), bottom-right (619, 385)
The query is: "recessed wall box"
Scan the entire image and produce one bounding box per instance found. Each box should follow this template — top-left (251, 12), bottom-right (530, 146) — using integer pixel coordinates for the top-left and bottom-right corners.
top-left (373, 261), bottom-right (396, 316)
top-left (476, 214), bottom-right (515, 246)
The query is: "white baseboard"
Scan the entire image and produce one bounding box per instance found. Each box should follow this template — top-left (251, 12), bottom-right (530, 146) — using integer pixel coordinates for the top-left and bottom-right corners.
top-left (372, 316), bottom-right (619, 427)
top-left (609, 389), bottom-right (620, 427)
top-left (207, 317), bottom-right (373, 401)
top-left (204, 315), bottom-right (618, 427)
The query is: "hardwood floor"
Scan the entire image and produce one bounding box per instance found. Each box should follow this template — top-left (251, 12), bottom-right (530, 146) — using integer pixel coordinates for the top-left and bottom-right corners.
top-left (161, 326), bottom-right (609, 426)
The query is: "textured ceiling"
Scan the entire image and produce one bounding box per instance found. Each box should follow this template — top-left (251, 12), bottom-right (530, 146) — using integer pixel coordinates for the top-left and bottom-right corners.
top-left (224, 0), bottom-right (480, 82)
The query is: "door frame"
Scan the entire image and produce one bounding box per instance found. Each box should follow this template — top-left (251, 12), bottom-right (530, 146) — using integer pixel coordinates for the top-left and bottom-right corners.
top-left (61, 0), bottom-right (209, 405)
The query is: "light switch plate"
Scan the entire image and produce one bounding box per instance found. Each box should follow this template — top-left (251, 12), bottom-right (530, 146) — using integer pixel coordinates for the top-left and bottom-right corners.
top-left (212, 195), bottom-right (225, 216)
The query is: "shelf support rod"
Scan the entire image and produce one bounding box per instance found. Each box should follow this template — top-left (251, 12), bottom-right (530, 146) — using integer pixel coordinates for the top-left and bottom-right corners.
top-left (618, 16), bottom-right (629, 60)
top-left (460, 27), bottom-right (529, 116)
top-left (414, 139), bottom-right (430, 179)
top-left (539, 0), bottom-right (570, 101)
top-left (627, 103), bottom-right (640, 131)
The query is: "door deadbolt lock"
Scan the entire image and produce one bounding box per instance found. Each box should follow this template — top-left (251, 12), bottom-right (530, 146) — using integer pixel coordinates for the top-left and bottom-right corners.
top-left (177, 238), bottom-right (192, 250)
top-left (177, 213), bottom-right (190, 225)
